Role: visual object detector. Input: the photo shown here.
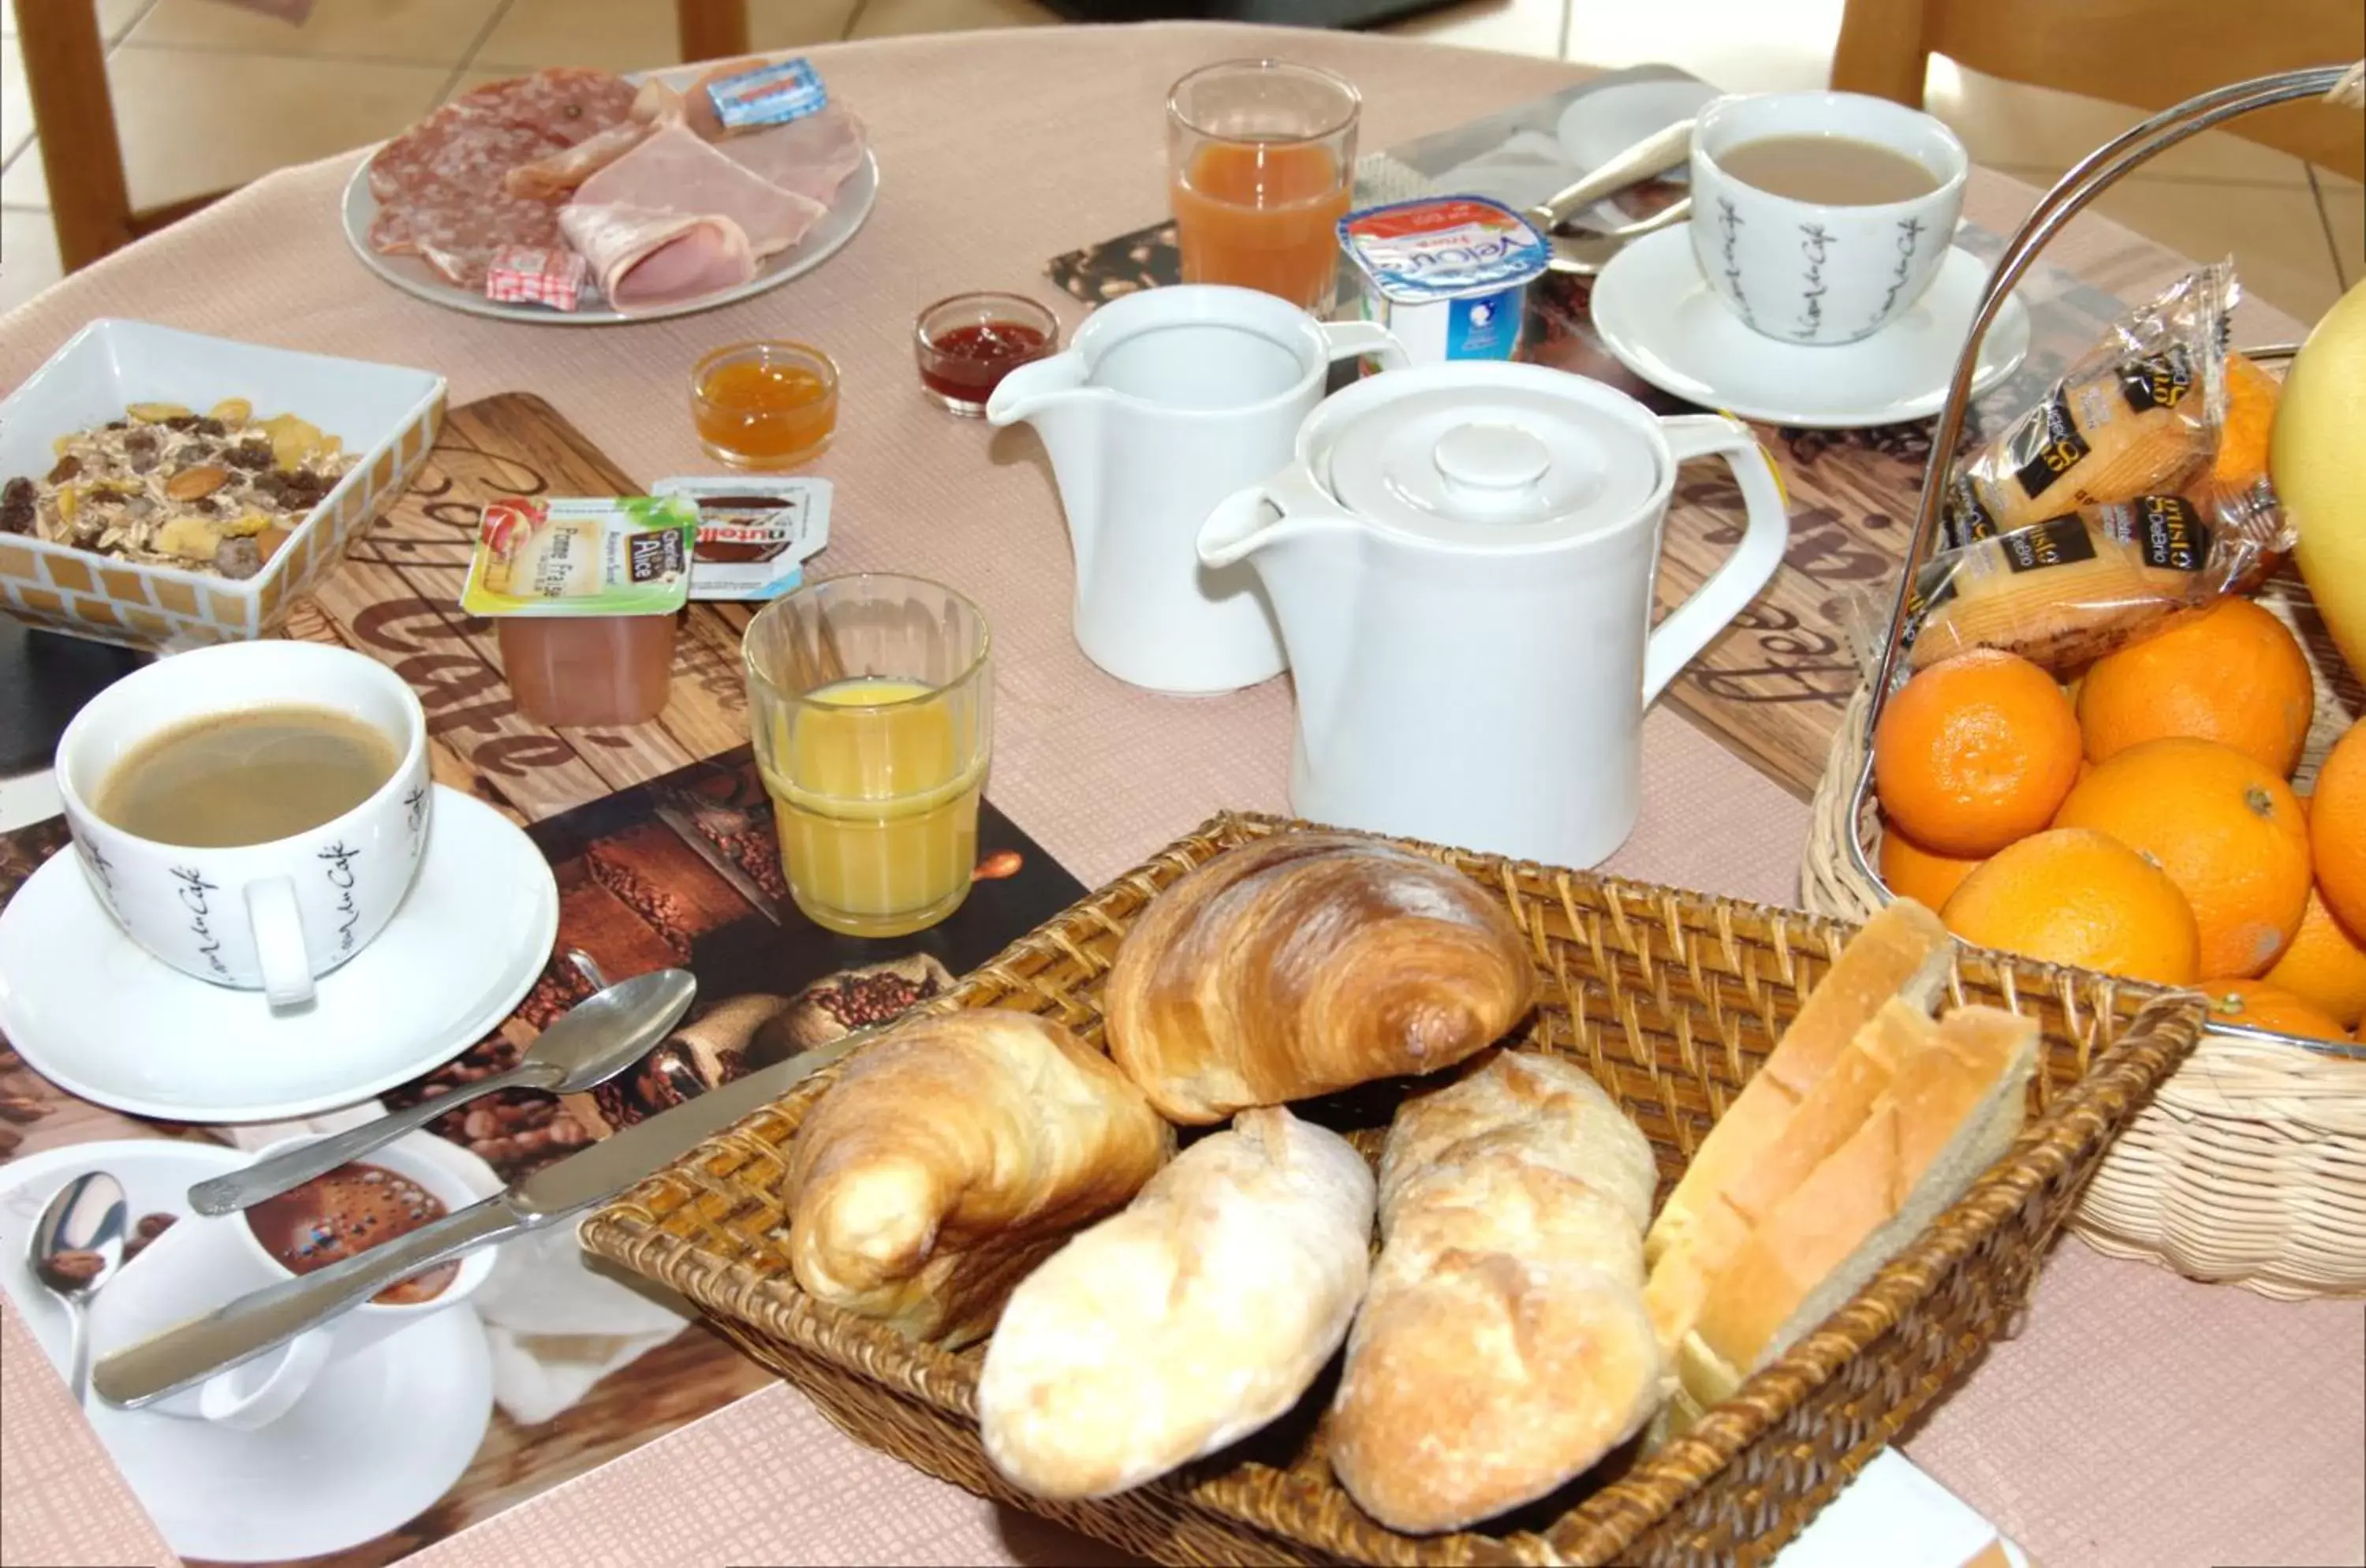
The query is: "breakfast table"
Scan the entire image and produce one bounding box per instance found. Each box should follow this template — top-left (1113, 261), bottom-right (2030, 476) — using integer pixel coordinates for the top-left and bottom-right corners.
top-left (0, 21), bottom-right (2360, 1568)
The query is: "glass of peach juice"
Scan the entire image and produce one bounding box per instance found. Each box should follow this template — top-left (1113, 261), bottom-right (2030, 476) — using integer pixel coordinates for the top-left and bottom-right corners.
top-left (745, 575), bottom-right (993, 938)
top-left (1167, 59), bottom-right (1360, 315)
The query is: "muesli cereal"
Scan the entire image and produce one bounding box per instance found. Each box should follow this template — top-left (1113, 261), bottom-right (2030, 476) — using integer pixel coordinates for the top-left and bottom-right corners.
top-left (0, 399), bottom-right (355, 579)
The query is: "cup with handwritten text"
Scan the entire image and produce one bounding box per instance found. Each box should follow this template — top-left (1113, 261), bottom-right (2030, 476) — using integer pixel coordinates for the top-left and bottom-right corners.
top-left (1688, 91), bottom-right (1968, 345)
top-left (55, 642), bottom-right (432, 1007)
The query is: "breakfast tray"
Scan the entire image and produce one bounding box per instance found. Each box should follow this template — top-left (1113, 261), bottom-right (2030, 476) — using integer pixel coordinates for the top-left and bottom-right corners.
top-left (1801, 65), bottom-right (2366, 1301)
top-left (583, 811), bottom-right (2206, 1567)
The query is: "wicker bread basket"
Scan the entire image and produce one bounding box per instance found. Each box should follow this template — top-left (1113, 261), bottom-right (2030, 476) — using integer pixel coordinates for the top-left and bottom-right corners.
top-left (584, 812), bottom-right (2204, 1567)
top-left (1804, 65), bottom-right (2366, 1303)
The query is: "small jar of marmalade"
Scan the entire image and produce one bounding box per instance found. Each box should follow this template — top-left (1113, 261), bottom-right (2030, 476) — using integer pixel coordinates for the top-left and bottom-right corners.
top-left (912, 292), bottom-right (1060, 416)
top-left (692, 341), bottom-right (839, 469)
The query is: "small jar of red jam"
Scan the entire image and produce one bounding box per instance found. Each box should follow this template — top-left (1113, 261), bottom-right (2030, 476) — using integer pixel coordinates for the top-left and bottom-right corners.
top-left (912, 292), bottom-right (1060, 416)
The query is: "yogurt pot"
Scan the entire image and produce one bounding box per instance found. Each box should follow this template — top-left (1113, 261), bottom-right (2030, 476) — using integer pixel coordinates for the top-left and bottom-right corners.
top-left (1338, 196), bottom-right (1550, 367)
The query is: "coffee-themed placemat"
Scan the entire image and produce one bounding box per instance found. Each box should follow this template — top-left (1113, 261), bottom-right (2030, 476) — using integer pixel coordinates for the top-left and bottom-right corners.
top-left (1047, 71), bottom-right (2174, 799)
top-left (0, 390), bottom-right (1091, 1566)
top-left (0, 752), bottom-right (1084, 1568)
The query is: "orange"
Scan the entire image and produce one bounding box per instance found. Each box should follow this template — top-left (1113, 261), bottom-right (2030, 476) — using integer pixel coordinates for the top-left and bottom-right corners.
top-left (2076, 599), bottom-right (2314, 776)
top-left (2263, 889), bottom-right (2366, 1029)
top-left (2197, 979), bottom-right (2354, 1043)
top-left (1879, 823), bottom-right (1984, 910)
top-left (1873, 650), bottom-right (2084, 858)
top-left (2053, 737), bottom-right (2312, 978)
top-left (2313, 723), bottom-right (2366, 937)
top-left (1939, 828), bottom-right (2200, 985)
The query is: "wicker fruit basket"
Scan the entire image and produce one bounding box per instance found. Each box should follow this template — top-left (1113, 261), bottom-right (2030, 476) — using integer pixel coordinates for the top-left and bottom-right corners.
top-left (1801, 65), bottom-right (2366, 1303)
top-left (584, 811), bottom-right (2205, 1567)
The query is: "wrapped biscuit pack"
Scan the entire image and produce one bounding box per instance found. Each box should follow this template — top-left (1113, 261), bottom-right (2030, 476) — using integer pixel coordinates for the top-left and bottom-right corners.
top-left (1873, 266), bottom-right (2294, 674)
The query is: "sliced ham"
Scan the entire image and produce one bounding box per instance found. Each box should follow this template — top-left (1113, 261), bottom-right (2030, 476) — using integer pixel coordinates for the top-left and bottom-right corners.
top-left (570, 122), bottom-right (828, 259)
top-left (706, 102), bottom-right (868, 207)
top-left (558, 203), bottom-right (756, 315)
top-left (503, 80), bottom-right (686, 201)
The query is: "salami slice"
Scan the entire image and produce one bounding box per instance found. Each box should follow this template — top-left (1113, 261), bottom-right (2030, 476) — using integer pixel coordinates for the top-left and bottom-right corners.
top-left (449, 67), bottom-right (640, 148)
top-left (367, 69), bottom-right (638, 291)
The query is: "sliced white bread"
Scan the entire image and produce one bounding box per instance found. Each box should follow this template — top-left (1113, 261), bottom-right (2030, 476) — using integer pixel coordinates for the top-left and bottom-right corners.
top-left (1644, 998), bottom-right (1939, 1354)
top-left (1645, 901), bottom-right (1954, 1275)
top-left (1677, 1006), bottom-right (2039, 1412)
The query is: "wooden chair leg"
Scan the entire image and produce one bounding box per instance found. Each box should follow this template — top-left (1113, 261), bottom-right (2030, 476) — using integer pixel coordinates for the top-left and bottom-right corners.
top-left (677, 0), bottom-right (753, 63)
top-left (16, 0), bottom-right (136, 274)
top-left (1830, 0), bottom-right (1935, 107)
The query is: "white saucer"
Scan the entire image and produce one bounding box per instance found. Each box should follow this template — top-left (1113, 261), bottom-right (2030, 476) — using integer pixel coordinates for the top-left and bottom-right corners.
top-left (1556, 77), bottom-right (1720, 183)
top-left (0, 1141), bottom-right (494, 1563)
top-left (0, 786), bottom-right (557, 1123)
top-left (1589, 225), bottom-right (2032, 429)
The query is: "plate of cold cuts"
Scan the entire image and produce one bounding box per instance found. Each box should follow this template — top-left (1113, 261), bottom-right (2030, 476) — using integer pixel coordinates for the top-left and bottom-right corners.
top-left (341, 62), bottom-right (877, 324)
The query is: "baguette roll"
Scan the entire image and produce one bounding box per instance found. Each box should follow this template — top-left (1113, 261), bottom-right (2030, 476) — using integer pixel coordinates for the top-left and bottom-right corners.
top-left (786, 1010), bottom-right (1172, 1347)
top-left (1103, 834), bottom-right (1536, 1125)
top-left (1330, 1051), bottom-right (1663, 1534)
top-left (977, 1107), bottom-right (1375, 1501)
top-left (1647, 900), bottom-right (1953, 1273)
top-left (1677, 1006), bottom-right (2037, 1412)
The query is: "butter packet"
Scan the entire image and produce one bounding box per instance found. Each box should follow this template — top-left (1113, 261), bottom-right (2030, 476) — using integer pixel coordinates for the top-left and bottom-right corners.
top-left (652, 476), bottom-right (831, 601)
top-left (704, 58), bottom-right (827, 130)
top-left (460, 496), bottom-right (698, 617)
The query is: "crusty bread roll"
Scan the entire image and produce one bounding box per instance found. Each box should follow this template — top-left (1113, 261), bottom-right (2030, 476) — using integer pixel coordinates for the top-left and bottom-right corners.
top-left (1645, 998), bottom-right (1939, 1355)
top-left (786, 1010), bottom-right (1173, 1347)
top-left (1329, 1051), bottom-right (1663, 1534)
top-left (1676, 1006), bottom-right (2036, 1413)
top-left (1103, 834), bottom-right (1536, 1125)
top-left (1647, 900), bottom-right (1953, 1276)
top-left (977, 1107), bottom-right (1375, 1501)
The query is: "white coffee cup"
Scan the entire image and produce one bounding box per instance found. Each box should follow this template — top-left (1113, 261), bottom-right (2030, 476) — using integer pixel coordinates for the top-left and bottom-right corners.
top-left (87, 1132), bottom-right (498, 1432)
top-left (55, 641), bottom-right (432, 1007)
top-left (1688, 91), bottom-right (1969, 346)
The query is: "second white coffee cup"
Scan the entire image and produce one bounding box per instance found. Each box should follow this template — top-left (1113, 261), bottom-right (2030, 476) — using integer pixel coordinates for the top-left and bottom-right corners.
top-left (54, 641), bottom-right (432, 1007)
top-left (1688, 91), bottom-right (1969, 346)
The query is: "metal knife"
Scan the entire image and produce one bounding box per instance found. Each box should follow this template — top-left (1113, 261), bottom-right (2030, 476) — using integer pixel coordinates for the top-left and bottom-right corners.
top-left (92, 1025), bottom-right (882, 1411)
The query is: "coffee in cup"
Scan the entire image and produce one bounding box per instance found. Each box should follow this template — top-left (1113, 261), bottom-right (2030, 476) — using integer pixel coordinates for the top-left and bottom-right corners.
top-left (55, 641), bottom-right (433, 1006)
top-left (1687, 91), bottom-right (1970, 346)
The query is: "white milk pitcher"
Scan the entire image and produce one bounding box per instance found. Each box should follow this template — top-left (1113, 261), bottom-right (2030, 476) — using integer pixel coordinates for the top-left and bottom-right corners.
top-left (987, 285), bottom-right (1406, 695)
top-left (1198, 361), bottom-right (1789, 868)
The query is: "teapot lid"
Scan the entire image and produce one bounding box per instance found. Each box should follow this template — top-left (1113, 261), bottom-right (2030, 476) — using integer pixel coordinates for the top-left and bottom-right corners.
top-left (1313, 372), bottom-right (1664, 548)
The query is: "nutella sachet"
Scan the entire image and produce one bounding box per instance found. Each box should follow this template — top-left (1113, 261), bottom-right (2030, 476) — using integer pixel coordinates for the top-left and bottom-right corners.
top-left (653, 476), bottom-right (832, 600)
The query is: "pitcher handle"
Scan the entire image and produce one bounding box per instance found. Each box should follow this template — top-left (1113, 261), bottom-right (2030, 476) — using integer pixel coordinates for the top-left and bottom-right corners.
top-left (1643, 415), bottom-right (1789, 703)
top-left (1317, 319), bottom-right (1411, 374)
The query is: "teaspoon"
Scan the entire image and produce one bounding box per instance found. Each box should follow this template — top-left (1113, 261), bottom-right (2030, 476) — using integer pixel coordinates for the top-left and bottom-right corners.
top-left (187, 967), bottom-right (696, 1216)
top-left (27, 1170), bottom-right (129, 1406)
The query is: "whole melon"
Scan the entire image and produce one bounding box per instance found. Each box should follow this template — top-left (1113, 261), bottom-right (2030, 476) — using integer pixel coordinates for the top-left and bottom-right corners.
top-left (2274, 278), bottom-right (2366, 681)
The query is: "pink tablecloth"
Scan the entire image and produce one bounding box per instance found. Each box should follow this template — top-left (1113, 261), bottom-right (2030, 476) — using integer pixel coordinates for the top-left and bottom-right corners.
top-left (0, 23), bottom-right (2359, 1568)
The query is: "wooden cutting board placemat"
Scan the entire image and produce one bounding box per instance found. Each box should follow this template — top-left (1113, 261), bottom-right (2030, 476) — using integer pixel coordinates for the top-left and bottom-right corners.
top-left (282, 392), bottom-right (772, 826)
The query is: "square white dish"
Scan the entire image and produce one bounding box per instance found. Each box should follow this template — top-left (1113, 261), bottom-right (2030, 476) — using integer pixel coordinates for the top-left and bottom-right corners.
top-left (0, 319), bottom-right (445, 651)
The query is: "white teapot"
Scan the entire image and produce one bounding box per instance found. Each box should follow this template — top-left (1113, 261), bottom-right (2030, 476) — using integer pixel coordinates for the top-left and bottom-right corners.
top-left (1198, 362), bottom-right (1789, 868)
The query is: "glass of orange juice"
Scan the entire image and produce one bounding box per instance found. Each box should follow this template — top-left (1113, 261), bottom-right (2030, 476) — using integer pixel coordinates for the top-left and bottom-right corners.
top-left (745, 575), bottom-right (993, 938)
top-left (1167, 59), bottom-right (1360, 315)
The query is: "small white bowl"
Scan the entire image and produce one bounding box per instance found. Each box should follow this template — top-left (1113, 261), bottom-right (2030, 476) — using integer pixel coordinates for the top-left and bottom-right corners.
top-left (0, 319), bottom-right (446, 652)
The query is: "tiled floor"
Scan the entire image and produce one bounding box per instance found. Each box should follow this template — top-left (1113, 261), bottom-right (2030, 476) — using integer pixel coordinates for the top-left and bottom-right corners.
top-left (0, 0), bottom-right (2358, 321)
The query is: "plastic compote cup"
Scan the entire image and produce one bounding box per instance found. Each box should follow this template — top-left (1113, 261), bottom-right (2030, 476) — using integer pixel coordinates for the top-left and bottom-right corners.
top-left (744, 575), bottom-right (994, 937)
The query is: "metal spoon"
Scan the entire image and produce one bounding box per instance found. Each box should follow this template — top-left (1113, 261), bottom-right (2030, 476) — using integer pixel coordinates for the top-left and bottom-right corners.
top-left (28, 1170), bottom-right (129, 1406)
top-left (186, 967), bottom-right (698, 1217)
top-left (1545, 197), bottom-right (1692, 276)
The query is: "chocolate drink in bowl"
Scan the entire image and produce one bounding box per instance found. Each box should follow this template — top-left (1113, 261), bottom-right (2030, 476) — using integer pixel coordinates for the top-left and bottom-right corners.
top-left (243, 1162), bottom-right (458, 1306)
